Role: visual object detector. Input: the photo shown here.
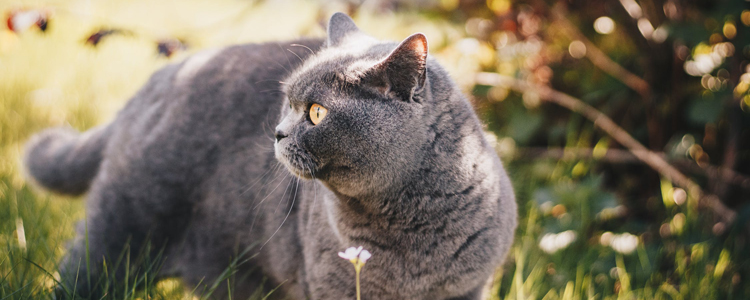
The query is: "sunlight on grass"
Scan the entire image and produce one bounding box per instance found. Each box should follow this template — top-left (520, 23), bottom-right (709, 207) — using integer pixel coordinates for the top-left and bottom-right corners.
top-left (1, 0), bottom-right (746, 299)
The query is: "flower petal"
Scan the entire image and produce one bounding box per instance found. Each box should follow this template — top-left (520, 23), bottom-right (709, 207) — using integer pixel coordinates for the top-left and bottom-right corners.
top-left (359, 250), bottom-right (371, 263)
top-left (339, 246), bottom-right (362, 260)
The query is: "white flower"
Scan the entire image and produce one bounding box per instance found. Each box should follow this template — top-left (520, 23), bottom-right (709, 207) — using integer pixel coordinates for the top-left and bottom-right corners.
top-left (338, 246), bottom-right (363, 261)
top-left (539, 230), bottom-right (577, 254)
top-left (338, 246), bottom-right (372, 300)
top-left (609, 233), bottom-right (639, 254)
top-left (338, 246), bottom-right (372, 266)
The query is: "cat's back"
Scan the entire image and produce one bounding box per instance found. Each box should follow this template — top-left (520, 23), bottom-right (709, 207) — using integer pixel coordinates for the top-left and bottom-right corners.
top-left (105, 39), bottom-right (324, 174)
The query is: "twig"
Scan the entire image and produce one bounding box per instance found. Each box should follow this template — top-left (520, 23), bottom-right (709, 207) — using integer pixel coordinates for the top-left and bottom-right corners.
top-left (512, 147), bottom-right (639, 163)
top-left (512, 147), bottom-right (750, 192)
top-left (476, 72), bottom-right (736, 223)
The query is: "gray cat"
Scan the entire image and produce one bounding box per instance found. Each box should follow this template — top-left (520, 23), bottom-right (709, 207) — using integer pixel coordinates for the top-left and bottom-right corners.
top-left (24, 13), bottom-right (516, 300)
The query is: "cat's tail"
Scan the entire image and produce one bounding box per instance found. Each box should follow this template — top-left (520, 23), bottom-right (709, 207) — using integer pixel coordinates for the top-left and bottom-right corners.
top-left (23, 124), bottom-right (113, 196)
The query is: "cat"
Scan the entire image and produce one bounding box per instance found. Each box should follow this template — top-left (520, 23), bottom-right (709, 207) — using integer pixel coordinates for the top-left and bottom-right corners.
top-left (24, 13), bottom-right (517, 300)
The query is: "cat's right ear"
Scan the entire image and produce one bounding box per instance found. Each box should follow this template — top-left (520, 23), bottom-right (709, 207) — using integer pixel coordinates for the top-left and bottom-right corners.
top-left (362, 33), bottom-right (428, 102)
top-left (327, 12), bottom-right (361, 47)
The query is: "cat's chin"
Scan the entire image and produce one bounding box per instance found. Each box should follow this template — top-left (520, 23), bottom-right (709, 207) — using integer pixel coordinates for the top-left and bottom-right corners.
top-left (277, 158), bottom-right (316, 179)
top-left (286, 166), bottom-right (315, 179)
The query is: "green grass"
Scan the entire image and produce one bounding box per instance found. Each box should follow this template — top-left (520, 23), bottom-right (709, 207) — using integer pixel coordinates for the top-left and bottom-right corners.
top-left (1, 0), bottom-right (748, 299)
top-left (490, 168), bottom-right (747, 299)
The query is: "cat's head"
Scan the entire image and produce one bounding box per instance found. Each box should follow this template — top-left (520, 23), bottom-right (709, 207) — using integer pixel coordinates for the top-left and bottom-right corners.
top-left (274, 13), bottom-right (435, 197)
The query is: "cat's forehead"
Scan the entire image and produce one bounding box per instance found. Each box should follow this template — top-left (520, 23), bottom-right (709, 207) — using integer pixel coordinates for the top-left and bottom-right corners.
top-left (286, 69), bottom-right (365, 105)
top-left (300, 34), bottom-right (380, 72)
top-left (286, 37), bottom-right (394, 92)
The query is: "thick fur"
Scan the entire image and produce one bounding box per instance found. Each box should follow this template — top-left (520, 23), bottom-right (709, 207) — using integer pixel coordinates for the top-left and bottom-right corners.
top-left (24, 14), bottom-right (516, 300)
top-left (24, 125), bottom-right (113, 195)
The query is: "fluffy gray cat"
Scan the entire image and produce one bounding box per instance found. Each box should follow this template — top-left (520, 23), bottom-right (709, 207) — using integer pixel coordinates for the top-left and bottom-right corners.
top-left (24, 13), bottom-right (517, 300)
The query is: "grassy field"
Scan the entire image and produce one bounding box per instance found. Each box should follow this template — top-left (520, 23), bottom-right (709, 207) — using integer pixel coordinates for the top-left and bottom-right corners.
top-left (1, 0), bottom-right (748, 299)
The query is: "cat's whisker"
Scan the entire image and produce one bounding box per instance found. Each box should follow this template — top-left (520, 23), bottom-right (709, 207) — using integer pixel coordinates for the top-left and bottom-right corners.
top-left (250, 143), bottom-right (276, 154)
top-left (270, 58), bottom-right (291, 74)
top-left (239, 160), bottom-right (284, 196)
top-left (246, 135), bottom-right (276, 153)
top-left (239, 166), bottom-right (275, 196)
top-left (276, 43), bottom-right (294, 74)
top-left (258, 89), bottom-right (285, 95)
top-left (290, 43), bottom-right (315, 55)
top-left (244, 163), bottom-right (285, 223)
top-left (254, 77), bottom-right (286, 85)
top-left (273, 172), bottom-right (296, 214)
top-left (251, 167), bottom-right (292, 210)
top-left (286, 49), bottom-right (304, 64)
top-left (260, 171), bottom-right (301, 250)
top-left (249, 169), bottom-right (290, 233)
top-left (261, 110), bottom-right (280, 140)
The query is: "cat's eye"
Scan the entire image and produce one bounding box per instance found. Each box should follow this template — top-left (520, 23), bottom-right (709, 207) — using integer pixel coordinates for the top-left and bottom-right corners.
top-left (309, 104), bottom-right (327, 125)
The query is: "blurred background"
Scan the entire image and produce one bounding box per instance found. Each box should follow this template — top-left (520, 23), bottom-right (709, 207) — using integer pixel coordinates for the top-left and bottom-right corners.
top-left (1, 0), bottom-right (749, 299)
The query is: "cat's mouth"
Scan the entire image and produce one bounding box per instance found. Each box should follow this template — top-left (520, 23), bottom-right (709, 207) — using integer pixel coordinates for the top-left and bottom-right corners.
top-left (275, 142), bottom-right (319, 180)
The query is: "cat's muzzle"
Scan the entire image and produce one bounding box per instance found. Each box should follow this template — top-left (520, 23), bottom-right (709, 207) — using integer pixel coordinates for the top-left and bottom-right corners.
top-left (274, 140), bottom-right (316, 179)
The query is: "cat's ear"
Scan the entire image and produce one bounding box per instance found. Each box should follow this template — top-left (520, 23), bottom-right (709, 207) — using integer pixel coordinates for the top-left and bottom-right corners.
top-left (327, 12), bottom-right (361, 47)
top-left (367, 33), bottom-right (428, 102)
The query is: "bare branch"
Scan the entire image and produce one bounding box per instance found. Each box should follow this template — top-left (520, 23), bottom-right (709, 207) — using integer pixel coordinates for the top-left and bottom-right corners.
top-left (512, 147), bottom-right (750, 193)
top-left (476, 72), bottom-right (736, 223)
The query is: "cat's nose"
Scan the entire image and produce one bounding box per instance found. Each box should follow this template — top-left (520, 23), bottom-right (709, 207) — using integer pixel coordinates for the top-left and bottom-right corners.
top-left (275, 130), bottom-right (288, 142)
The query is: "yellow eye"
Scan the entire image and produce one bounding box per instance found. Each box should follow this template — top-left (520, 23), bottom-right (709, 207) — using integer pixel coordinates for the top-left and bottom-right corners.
top-left (310, 103), bottom-right (328, 125)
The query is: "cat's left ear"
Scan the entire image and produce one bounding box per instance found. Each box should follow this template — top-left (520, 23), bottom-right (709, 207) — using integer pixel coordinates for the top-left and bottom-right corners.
top-left (327, 12), bottom-right (361, 47)
top-left (367, 33), bottom-right (428, 102)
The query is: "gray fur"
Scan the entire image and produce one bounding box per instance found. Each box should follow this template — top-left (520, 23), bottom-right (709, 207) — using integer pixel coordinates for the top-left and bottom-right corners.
top-left (24, 13), bottom-right (516, 300)
top-left (327, 12), bottom-right (361, 47)
top-left (24, 125), bottom-right (113, 195)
